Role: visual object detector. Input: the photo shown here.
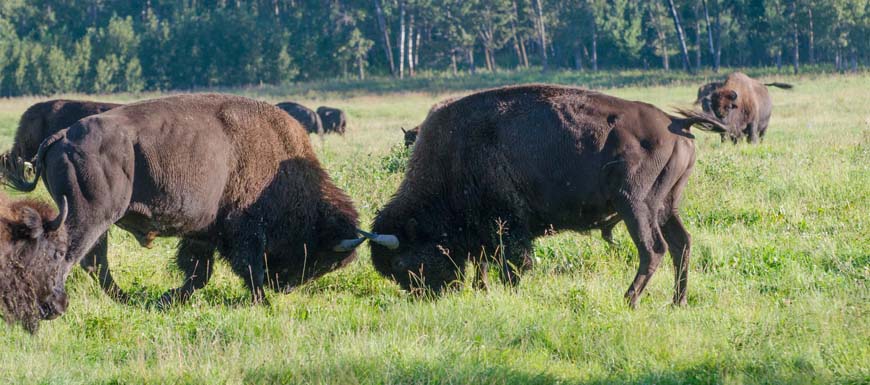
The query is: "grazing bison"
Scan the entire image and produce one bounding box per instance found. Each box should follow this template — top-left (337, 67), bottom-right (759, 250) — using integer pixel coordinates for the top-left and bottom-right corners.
top-left (695, 72), bottom-right (792, 144)
top-left (14, 94), bottom-right (364, 304)
top-left (316, 106), bottom-right (348, 135)
top-left (0, 99), bottom-right (121, 183)
top-left (276, 102), bottom-right (323, 135)
top-left (0, 194), bottom-right (68, 333)
top-left (370, 84), bottom-right (728, 307)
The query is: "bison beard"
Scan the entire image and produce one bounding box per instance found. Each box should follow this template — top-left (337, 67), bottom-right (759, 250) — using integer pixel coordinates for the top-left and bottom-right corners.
top-left (17, 94), bottom-right (363, 305)
top-left (371, 84), bottom-right (727, 307)
top-left (0, 194), bottom-right (69, 333)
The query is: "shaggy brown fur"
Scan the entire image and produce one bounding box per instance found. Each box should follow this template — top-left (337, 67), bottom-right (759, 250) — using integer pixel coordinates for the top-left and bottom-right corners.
top-left (276, 102), bottom-right (323, 135)
top-left (19, 94), bottom-right (361, 305)
top-left (0, 99), bottom-right (120, 184)
top-left (371, 84), bottom-right (728, 307)
top-left (0, 194), bottom-right (68, 333)
top-left (696, 73), bottom-right (792, 144)
top-left (316, 106), bottom-right (348, 134)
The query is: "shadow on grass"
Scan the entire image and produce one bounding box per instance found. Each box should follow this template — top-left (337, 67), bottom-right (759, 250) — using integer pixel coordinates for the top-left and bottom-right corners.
top-left (239, 356), bottom-right (845, 385)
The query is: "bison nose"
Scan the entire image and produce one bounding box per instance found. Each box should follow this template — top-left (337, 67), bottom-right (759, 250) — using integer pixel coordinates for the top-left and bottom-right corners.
top-left (40, 290), bottom-right (68, 320)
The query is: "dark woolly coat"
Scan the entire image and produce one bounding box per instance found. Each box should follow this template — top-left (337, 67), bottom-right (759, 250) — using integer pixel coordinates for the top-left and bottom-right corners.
top-left (1, 99), bottom-right (120, 182)
top-left (276, 102), bottom-right (324, 135)
top-left (0, 194), bottom-right (68, 333)
top-left (27, 94), bottom-right (359, 302)
top-left (371, 84), bottom-right (726, 307)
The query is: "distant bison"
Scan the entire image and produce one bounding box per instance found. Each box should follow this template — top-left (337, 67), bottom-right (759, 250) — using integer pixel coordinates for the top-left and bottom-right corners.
top-left (0, 193), bottom-right (68, 333)
top-left (370, 84), bottom-right (728, 307)
top-left (402, 98), bottom-right (459, 148)
top-left (1, 99), bottom-right (120, 183)
top-left (695, 73), bottom-right (792, 143)
top-left (14, 94), bottom-right (364, 305)
top-left (317, 106), bottom-right (348, 134)
top-left (276, 102), bottom-right (323, 135)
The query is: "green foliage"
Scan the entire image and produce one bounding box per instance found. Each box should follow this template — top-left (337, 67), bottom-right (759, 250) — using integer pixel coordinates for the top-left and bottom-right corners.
top-left (0, 71), bottom-right (867, 385)
top-left (0, 0), bottom-right (867, 95)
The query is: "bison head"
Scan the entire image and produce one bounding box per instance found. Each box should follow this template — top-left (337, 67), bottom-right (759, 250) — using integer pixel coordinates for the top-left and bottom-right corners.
top-left (710, 89), bottom-right (740, 121)
top-left (369, 219), bottom-right (463, 295)
top-left (401, 127), bottom-right (418, 148)
top-left (0, 197), bottom-right (69, 333)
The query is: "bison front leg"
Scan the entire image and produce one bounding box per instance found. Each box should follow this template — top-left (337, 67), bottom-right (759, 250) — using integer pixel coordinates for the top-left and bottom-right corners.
top-left (158, 238), bottom-right (216, 306)
top-left (227, 227), bottom-right (268, 305)
top-left (747, 123), bottom-right (759, 144)
top-left (79, 232), bottom-right (130, 303)
top-left (615, 200), bottom-right (667, 308)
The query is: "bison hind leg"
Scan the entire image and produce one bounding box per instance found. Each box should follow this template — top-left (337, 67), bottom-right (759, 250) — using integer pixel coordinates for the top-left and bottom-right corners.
top-left (662, 214), bottom-right (691, 306)
top-left (614, 199), bottom-right (668, 309)
top-left (158, 238), bottom-right (216, 308)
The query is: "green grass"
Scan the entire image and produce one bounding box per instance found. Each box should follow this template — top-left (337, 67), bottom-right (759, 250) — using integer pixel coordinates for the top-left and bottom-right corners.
top-left (0, 70), bottom-right (868, 384)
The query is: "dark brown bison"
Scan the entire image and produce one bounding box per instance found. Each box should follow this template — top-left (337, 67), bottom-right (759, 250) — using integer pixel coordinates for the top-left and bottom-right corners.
top-left (401, 127), bottom-right (419, 148)
top-left (13, 94), bottom-right (365, 305)
top-left (695, 73), bottom-right (792, 144)
top-left (369, 84), bottom-right (728, 307)
top-left (0, 193), bottom-right (68, 333)
top-left (316, 106), bottom-right (348, 135)
top-left (0, 99), bottom-right (120, 182)
top-left (276, 102), bottom-right (323, 135)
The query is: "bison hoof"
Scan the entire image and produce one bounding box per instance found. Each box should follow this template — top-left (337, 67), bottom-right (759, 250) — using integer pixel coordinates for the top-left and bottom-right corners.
top-left (156, 289), bottom-right (187, 310)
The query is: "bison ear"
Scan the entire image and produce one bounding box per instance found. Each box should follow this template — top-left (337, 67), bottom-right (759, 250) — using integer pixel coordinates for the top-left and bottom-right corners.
top-left (405, 218), bottom-right (418, 242)
top-left (727, 90), bottom-right (738, 101)
top-left (401, 127), bottom-right (407, 134)
top-left (13, 206), bottom-right (44, 240)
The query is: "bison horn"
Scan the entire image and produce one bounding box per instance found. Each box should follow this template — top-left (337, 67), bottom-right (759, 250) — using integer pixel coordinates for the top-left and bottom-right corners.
top-left (333, 237), bottom-right (365, 252)
top-left (357, 229), bottom-right (400, 250)
top-left (45, 196), bottom-right (68, 232)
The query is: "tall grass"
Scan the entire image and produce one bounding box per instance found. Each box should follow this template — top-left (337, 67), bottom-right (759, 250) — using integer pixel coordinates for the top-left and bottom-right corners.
top-left (0, 71), bottom-right (867, 384)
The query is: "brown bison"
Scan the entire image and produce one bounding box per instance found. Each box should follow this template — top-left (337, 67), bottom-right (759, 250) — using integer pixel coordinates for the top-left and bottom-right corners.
top-left (1, 99), bottom-right (120, 182)
top-left (13, 94), bottom-right (365, 305)
top-left (276, 102), bottom-right (323, 135)
top-left (370, 84), bottom-right (728, 307)
top-left (316, 106), bottom-right (348, 135)
top-left (695, 72), bottom-right (792, 144)
top-left (0, 193), bottom-right (68, 333)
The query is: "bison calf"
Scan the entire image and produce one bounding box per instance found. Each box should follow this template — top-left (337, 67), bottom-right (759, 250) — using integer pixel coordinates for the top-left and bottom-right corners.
top-left (0, 194), bottom-right (68, 333)
top-left (695, 72), bottom-right (792, 144)
top-left (371, 84), bottom-right (728, 307)
top-left (316, 106), bottom-right (348, 135)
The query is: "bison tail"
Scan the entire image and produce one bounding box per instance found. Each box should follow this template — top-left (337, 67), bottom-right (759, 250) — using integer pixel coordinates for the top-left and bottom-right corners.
top-left (3, 131), bottom-right (65, 192)
top-left (672, 108), bottom-right (730, 134)
top-left (764, 82), bottom-right (794, 90)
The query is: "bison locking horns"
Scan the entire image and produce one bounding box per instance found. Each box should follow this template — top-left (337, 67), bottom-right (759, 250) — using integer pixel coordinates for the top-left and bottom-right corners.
top-left (13, 94), bottom-right (365, 305)
top-left (370, 84), bottom-right (728, 307)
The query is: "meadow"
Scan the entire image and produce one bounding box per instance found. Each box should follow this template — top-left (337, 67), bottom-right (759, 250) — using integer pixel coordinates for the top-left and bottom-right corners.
top-left (0, 69), bottom-right (867, 384)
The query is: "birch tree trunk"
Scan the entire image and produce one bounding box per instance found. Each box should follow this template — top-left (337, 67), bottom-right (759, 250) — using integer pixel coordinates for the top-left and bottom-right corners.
top-left (701, 0), bottom-right (716, 71)
top-left (374, 0), bottom-right (395, 76)
top-left (408, 12), bottom-right (415, 77)
top-left (534, 0), bottom-right (548, 71)
top-left (791, 0), bottom-right (799, 74)
top-left (398, 0), bottom-right (405, 79)
top-left (591, 22), bottom-right (598, 71)
top-left (807, 7), bottom-right (814, 64)
top-left (666, 0), bottom-right (693, 73)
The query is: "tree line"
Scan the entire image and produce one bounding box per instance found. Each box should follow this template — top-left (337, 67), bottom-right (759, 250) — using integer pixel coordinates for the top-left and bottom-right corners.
top-left (0, 0), bottom-right (866, 96)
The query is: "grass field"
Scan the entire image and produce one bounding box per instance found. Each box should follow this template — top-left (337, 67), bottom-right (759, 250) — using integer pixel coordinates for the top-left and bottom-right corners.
top-left (0, 69), bottom-right (867, 384)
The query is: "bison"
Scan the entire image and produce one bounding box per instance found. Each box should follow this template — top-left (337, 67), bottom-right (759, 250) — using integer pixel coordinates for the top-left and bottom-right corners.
top-left (695, 72), bottom-right (792, 144)
top-left (276, 102), bottom-right (324, 135)
top-left (13, 94), bottom-right (365, 305)
top-left (316, 106), bottom-right (348, 135)
top-left (0, 193), bottom-right (68, 333)
top-left (1, 99), bottom-right (121, 183)
top-left (369, 84), bottom-right (728, 307)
